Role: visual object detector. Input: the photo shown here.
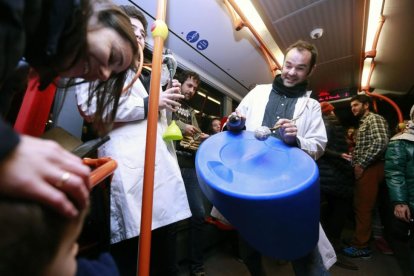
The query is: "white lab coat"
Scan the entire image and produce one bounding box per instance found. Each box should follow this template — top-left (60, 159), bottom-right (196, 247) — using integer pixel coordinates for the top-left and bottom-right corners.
top-left (237, 84), bottom-right (327, 160)
top-left (236, 84), bottom-right (336, 269)
top-left (76, 72), bottom-right (191, 244)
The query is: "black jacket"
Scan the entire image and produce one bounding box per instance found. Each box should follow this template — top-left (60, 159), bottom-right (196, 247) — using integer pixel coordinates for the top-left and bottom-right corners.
top-left (0, 0), bottom-right (79, 161)
top-left (317, 114), bottom-right (354, 198)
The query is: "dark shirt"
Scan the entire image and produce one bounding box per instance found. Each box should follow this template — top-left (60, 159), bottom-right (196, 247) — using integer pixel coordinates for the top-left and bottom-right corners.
top-left (76, 252), bottom-right (120, 276)
top-left (262, 89), bottom-right (298, 140)
top-left (0, 120), bottom-right (20, 161)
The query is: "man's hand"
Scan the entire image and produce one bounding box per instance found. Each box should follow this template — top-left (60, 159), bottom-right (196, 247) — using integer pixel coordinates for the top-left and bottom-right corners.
top-left (0, 135), bottom-right (90, 217)
top-left (225, 111), bottom-right (246, 131)
top-left (199, 133), bottom-right (209, 140)
top-left (159, 79), bottom-right (183, 112)
top-left (341, 153), bottom-right (352, 162)
top-left (183, 124), bottom-right (201, 136)
top-left (394, 204), bottom-right (411, 223)
top-left (277, 118), bottom-right (298, 145)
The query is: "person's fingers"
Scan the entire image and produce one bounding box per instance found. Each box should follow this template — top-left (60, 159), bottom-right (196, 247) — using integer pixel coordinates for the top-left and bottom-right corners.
top-left (164, 104), bottom-right (174, 112)
top-left (171, 80), bottom-right (181, 88)
top-left (164, 98), bottom-right (181, 107)
top-left (165, 87), bottom-right (181, 94)
top-left (40, 140), bottom-right (88, 170)
top-left (167, 93), bottom-right (184, 100)
top-left (193, 126), bottom-right (202, 134)
top-left (23, 178), bottom-right (79, 217)
top-left (37, 142), bottom-right (90, 208)
top-left (46, 146), bottom-right (91, 186)
top-left (45, 169), bottom-right (89, 209)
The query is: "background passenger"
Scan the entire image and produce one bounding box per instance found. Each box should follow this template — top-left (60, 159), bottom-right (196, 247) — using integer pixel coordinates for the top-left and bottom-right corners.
top-left (318, 102), bottom-right (357, 270)
top-left (207, 117), bottom-right (222, 135)
top-left (175, 70), bottom-right (210, 276)
top-left (343, 94), bottom-right (389, 259)
top-left (385, 104), bottom-right (414, 276)
top-left (345, 127), bottom-right (356, 159)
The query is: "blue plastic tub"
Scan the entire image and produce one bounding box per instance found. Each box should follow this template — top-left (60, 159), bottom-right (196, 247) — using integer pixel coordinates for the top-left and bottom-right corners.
top-left (195, 130), bottom-right (320, 260)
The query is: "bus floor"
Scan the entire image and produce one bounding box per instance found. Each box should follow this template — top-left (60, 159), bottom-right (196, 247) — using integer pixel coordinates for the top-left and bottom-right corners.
top-left (178, 230), bottom-right (404, 276)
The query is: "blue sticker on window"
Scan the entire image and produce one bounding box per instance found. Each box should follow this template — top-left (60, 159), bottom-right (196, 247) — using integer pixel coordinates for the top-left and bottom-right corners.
top-left (197, 39), bottom-right (209, 50)
top-left (186, 31), bottom-right (200, 43)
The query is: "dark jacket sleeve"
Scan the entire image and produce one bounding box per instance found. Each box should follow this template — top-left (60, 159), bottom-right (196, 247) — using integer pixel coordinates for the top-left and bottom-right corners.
top-left (385, 140), bottom-right (409, 205)
top-left (76, 252), bottom-right (120, 276)
top-left (0, 0), bottom-right (26, 85)
top-left (0, 119), bottom-right (20, 161)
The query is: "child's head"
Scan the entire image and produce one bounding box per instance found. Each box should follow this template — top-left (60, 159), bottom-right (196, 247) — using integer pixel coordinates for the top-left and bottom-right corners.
top-left (209, 118), bottom-right (222, 134)
top-left (0, 197), bottom-right (87, 276)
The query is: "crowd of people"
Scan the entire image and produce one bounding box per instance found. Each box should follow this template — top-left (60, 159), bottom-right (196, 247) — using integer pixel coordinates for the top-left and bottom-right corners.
top-left (0, 1), bottom-right (413, 276)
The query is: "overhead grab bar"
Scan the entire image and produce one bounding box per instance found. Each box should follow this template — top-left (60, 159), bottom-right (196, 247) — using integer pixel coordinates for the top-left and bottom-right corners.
top-left (223, 0), bottom-right (280, 76)
top-left (360, 0), bottom-right (403, 125)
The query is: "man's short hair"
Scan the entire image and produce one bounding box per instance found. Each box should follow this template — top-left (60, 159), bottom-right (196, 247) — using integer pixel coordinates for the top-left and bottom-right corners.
top-left (178, 70), bottom-right (201, 87)
top-left (350, 94), bottom-right (372, 107)
top-left (119, 5), bottom-right (148, 31)
top-left (285, 40), bottom-right (318, 71)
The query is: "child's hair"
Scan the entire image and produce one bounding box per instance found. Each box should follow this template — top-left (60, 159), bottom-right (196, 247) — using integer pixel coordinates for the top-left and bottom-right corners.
top-left (0, 197), bottom-right (81, 276)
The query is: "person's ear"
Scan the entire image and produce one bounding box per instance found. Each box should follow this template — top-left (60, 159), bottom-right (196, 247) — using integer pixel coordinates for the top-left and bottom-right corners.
top-left (307, 65), bottom-right (316, 76)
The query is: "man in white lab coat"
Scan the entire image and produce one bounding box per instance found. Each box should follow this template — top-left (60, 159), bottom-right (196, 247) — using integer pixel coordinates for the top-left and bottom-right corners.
top-left (230, 40), bottom-right (336, 275)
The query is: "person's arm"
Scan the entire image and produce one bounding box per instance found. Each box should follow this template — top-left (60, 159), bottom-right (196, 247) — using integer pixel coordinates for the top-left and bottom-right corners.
top-left (295, 101), bottom-right (327, 160)
top-left (324, 120), bottom-right (351, 160)
top-left (357, 115), bottom-right (389, 169)
top-left (385, 140), bottom-right (409, 212)
top-left (176, 109), bottom-right (202, 136)
top-left (76, 77), bottom-right (182, 123)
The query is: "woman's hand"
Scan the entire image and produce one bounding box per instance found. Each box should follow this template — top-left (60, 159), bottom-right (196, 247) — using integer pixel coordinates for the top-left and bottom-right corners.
top-left (0, 135), bottom-right (90, 217)
top-left (159, 79), bottom-right (184, 111)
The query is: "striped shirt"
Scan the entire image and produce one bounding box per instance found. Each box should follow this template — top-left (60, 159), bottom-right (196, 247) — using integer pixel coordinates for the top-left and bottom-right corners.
top-left (353, 112), bottom-right (389, 168)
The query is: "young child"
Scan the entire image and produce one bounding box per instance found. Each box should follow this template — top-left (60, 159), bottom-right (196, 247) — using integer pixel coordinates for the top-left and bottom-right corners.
top-left (0, 197), bottom-right (87, 276)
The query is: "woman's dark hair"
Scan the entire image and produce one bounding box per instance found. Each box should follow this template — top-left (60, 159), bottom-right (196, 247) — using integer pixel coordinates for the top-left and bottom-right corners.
top-left (65, 2), bottom-right (140, 134)
top-left (0, 198), bottom-right (73, 276)
top-left (84, 3), bottom-right (139, 134)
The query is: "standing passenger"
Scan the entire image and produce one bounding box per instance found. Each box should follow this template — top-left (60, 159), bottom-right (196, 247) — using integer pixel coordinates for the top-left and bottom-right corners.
top-left (230, 40), bottom-right (335, 275)
top-left (385, 104), bottom-right (414, 275)
top-left (343, 94), bottom-right (389, 258)
top-left (175, 70), bottom-right (209, 276)
top-left (318, 102), bottom-right (357, 270)
top-left (76, 5), bottom-right (191, 276)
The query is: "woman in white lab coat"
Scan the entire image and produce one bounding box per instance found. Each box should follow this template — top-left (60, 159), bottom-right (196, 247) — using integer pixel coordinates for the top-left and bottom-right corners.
top-left (76, 68), bottom-right (191, 275)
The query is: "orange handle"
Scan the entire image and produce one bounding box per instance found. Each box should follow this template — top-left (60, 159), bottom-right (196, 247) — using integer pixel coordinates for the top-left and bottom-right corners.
top-left (83, 157), bottom-right (117, 189)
